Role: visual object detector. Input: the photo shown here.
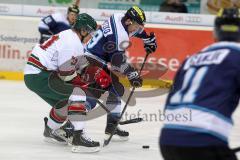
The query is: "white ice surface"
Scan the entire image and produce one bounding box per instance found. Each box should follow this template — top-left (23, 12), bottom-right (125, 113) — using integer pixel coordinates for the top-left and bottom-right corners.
top-left (0, 80), bottom-right (240, 160)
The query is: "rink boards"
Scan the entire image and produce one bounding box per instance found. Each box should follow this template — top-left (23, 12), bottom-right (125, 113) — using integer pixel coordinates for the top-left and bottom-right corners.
top-left (0, 13), bottom-right (215, 88)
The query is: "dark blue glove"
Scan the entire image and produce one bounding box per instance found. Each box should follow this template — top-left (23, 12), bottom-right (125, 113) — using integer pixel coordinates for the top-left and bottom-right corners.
top-left (142, 32), bottom-right (157, 54)
top-left (127, 70), bottom-right (143, 88)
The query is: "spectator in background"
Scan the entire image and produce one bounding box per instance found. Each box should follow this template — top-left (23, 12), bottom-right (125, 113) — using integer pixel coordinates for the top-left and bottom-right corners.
top-left (206, 0), bottom-right (239, 14)
top-left (160, 0), bottom-right (188, 13)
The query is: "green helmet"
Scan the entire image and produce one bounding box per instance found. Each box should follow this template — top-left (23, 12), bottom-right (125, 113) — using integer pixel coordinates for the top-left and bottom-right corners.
top-left (72, 13), bottom-right (97, 33)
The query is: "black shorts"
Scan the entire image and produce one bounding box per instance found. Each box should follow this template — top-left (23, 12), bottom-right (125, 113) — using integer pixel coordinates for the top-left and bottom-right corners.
top-left (160, 145), bottom-right (237, 160)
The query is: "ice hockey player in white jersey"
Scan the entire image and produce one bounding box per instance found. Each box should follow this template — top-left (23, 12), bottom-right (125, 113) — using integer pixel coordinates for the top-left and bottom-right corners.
top-left (160, 8), bottom-right (240, 160)
top-left (38, 5), bottom-right (79, 44)
top-left (24, 13), bottom-right (111, 153)
top-left (85, 6), bottom-right (157, 141)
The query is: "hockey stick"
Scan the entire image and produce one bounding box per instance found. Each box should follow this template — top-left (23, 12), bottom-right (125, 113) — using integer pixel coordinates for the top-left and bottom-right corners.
top-left (119, 118), bottom-right (143, 125)
top-left (61, 98), bottom-right (142, 140)
top-left (95, 99), bottom-right (143, 125)
top-left (103, 50), bottom-right (151, 146)
top-left (232, 146), bottom-right (240, 153)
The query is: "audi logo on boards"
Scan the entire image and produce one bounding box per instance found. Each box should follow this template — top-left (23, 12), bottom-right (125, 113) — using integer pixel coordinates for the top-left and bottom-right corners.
top-left (0, 6), bottom-right (9, 13)
top-left (185, 16), bottom-right (201, 23)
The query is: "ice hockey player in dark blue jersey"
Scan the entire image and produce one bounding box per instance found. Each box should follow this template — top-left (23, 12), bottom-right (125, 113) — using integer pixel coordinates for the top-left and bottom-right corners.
top-left (38, 5), bottom-right (79, 44)
top-left (159, 8), bottom-right (240, 160)
top-left (85, 6), bottom-right (157, 141)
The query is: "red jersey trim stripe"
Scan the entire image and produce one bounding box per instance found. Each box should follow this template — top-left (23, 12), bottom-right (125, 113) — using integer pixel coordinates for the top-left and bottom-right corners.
top-left (50, 108), bottom-right (65, 123)
top-left (27, 54), bottom-right (47, 70)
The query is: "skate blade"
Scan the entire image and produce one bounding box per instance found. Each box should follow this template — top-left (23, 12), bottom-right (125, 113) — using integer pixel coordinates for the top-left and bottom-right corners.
top-left (44, 137), bottom-right (68, 145)
top-left (112, 135), bottom-right (129, 142)
top-left (67, 137), bottom-right (73, 146)
top-left (104, 134), bottom-right (129, 142)
top-left (71, 145), bottom-right (100, 153)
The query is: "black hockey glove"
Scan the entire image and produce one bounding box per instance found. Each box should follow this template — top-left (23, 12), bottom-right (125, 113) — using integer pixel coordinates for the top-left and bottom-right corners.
top-left (142, 32), bottom-right (157, 54)
top-left (126, 70), bottom-right (143, 88)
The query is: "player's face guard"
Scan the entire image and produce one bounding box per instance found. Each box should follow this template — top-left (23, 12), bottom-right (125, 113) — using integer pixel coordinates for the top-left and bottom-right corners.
top-left (79, 26), bottom-right (96, 43)
top-left (81, 25), bottom-right (96, 36)
top-left (128, 20), bottom-right (144, 37)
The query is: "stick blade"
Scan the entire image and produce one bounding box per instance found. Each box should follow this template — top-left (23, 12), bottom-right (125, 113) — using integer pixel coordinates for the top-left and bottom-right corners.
top-left (119, 118), bottom-right (143, 125)
top-left (103, 133), bottom-right (113, 147)
top-left (103, 138), bottom-right (110, 147)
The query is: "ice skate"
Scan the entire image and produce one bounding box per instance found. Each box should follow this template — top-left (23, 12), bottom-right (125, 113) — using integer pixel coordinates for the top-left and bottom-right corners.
top-left (43, 117), bottom-right (68, 144)
top-left (71, 130), bottom-right (100, 153)
top-left (105, 123), bottom-right (129, 141)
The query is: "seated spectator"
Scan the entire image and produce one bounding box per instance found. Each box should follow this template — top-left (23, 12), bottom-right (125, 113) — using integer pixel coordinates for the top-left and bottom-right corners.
top-left (160, 0), bottom-right (188, 13)
top-left (207, 0), bottom-right (235, 14)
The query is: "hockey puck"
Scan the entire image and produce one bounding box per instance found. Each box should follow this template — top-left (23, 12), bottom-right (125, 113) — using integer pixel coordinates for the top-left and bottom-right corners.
top-left (142, 145), bottom-right (150, 149)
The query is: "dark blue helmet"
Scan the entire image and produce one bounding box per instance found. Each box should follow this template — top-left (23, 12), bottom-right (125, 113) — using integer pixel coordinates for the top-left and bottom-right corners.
top-left (214, 8), bottom-right (240, 41)
top-left (125, 6), bottom-right (146, 25)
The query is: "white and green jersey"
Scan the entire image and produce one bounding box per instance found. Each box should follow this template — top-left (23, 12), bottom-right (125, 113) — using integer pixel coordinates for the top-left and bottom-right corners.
top-left (24, 29), bottom-right (85, 75)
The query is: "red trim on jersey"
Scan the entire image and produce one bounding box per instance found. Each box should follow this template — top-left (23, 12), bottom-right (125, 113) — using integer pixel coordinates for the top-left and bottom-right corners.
top-left (50, 108), bottom-right (65, 123)
top-left (27, 55), bottom-right (47, 70)
top-left (40, 35), bottom-right (59, 50)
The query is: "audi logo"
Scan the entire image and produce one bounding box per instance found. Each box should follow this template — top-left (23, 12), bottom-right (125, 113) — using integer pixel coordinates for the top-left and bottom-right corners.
top-left (185, 16), bottom-right (202, 23)
top-left (0, 6), bottom-right (9, 13)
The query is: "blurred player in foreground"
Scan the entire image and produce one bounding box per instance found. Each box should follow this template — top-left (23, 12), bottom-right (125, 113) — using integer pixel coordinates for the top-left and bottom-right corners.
top-left (85, 5), bottom-right (157, 141)
top-left (160, 8), bottom-right (240, 160)
top-left (24, 13), bottom-right (110, 153)
top-left (38, 4), bottom-right (79, 44)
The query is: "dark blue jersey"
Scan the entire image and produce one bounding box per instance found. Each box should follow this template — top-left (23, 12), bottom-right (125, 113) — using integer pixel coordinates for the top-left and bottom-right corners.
top-left (38, 13), bottom-right (70, 35)
top-left (160, 42), bottom-right (240, 146)
top-left (86, 13), bottom-right (130, 64)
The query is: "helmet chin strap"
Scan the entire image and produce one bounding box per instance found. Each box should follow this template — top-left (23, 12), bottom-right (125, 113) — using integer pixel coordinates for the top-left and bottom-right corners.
top-left (80, 34), bottom-right (85, 42)
top-left (78, 28), bottom-right (83, 42)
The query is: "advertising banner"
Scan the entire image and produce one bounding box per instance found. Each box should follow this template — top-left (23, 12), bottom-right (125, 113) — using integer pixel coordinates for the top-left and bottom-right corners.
top-left (0, 3), bottom-right (216, 27)
top-left (22, 5), bottom-right (67, 17)
top-left (0, 16), bottom-right (39, 71)
top-left (127, 26), bottom-right (214, 81)
top-left (0, 0), bottom-right (201, 13)
top-left (0, 4), bottom-right (22, 16)
top-left (0, 16), bottom-right (214, 82)
top-left (150, 12), bottom-right (214, 27)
